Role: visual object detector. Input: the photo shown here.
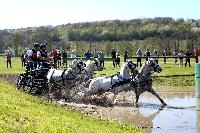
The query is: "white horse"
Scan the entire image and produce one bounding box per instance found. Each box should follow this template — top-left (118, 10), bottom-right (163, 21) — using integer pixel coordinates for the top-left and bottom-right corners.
top-left (84, 60), bottom-right (137, 104)
top-left (133, 58), bottom-right (167, 106)
top-left (47, 59), bottom-right (86, 100)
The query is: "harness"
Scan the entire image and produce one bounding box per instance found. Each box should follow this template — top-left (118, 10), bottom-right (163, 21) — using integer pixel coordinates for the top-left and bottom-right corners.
top-left (111, 72), bottom-right (131, 88)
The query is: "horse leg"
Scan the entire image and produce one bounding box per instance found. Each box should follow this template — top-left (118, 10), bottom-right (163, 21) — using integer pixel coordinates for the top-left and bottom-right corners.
top-left (112, 88), bottom-right (118, 105)
top-left (149, 87), bottom-right (167, 106)
top-left (134, 88), bottom-right (144, 105)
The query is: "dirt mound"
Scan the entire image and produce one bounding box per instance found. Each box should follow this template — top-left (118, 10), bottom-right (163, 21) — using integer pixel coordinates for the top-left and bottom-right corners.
top-left (0, 74), bottom-right (19, 85)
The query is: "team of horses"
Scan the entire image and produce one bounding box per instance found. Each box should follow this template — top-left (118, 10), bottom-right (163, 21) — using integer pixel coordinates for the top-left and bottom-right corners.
top-left (17, 58), bottom-right (167, 107)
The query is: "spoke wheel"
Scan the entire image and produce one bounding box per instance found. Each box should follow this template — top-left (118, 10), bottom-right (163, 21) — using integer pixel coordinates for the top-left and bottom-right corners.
top-left (16, 74), bottom-right (25, 90)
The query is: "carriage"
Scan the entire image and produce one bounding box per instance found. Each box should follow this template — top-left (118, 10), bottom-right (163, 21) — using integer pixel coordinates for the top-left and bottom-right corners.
top-left (16, 65), bottom-right (50, 94)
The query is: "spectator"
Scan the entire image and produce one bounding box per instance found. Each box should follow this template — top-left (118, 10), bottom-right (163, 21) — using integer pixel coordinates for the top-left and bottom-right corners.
top-left (93, 49), bottom-right (99, 59)
top-left (115, 50), bottom-right (120, 67)
top-left (163, 50), bottom-right (167, 64)
top-left (99, 50), bottom-right (105, 68)
top-left (123, 50), bottom-right (128, 62)
top-left (62, 50), bottom-right (68, 68)
top-left (57, 50), bottom-right (62, 67)
top-left (136, 48), bottom-right (143, 67)
top-left (144, 49), bottom-right (151, 61)
top-left (6, 51), bottom-right (12, 68)
top-left (21, 52), bottom-right (26, 67)
top-left (178, 50), bottom-right (184, 67)
top-left (111, 48), bottom-right (116, 67)
top-left (85, 50), bottom-right (91, 60)
top-left (153, 50), bottom-right (159, 64)
top-left (51, 49), bottom-right (58, 68)
top-left (173, 49), bottom-right (178, 63)
top-left (185, 49), bottom-right (191, 67)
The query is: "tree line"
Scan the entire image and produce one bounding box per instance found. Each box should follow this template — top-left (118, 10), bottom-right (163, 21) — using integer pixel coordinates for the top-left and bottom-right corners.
top-left (0, 17), bottom-right (200, 56)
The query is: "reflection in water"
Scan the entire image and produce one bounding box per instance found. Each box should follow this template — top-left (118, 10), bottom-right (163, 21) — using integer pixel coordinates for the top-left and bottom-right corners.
top-left (197, 98), bottom-right (200, 133)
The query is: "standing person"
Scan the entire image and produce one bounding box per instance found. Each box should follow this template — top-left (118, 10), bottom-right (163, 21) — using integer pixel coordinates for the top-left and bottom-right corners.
top-left (111, 48), bottom-right (116, 67)
top-left (21, 52), bottom-right (26, 67)
top-left (6, 51), bottom-right (12, 68)
top-left (173, 49), bottom-right (178, 63)
top-left (62, 50), bottom-right (68, 68)
top-left (178, 50), bottom-right (184, 67)
top-left (144, 49), bottom-right (151, 61)
top-left (153, 50), bottom-right (159, 64)
top-left (93, 49), bottom-right (99, 59)
top-left (136, 48), bottom-right (143, 67)
top-left (51, 49), bottom-right (58, 68)
top-left (24, 43), bottom-right (40, 70)
top-left (123, 50), bottom-right (128, 62)
top-left (85, 50), bottom-right (91, 60)
top-left (163, 50), bottom-right (167, 64)
top-left (57, 50), bottom-right (62, 68)
top-left (185, 49), bottom-right (191, 67)
top-left (99, 50), bottom-right (105, 68)
top-left (115, 50), bottom-right (120, 67)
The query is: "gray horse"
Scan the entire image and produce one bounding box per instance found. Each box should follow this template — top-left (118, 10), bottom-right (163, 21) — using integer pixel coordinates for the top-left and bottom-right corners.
top-left (132, 58), bottom-right (167, 106)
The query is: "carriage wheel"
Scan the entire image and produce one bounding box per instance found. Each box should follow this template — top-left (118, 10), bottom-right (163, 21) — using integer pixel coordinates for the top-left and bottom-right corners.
top-left (22, 75), bottom-right (33, 94)
top-left (16, 74), bottom-right (25, 90)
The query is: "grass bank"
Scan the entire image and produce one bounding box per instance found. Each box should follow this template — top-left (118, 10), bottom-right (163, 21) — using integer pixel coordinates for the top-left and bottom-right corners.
top-left (0, 79), bottom-right (141, 132)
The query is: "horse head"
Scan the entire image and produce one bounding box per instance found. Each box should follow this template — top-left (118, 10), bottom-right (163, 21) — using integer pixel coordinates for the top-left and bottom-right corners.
top-left (125, 59), bottom-right (137, 73)
top-left (71, 59), bottom-right (85, 74)
top-left (147, 58), bottom-right (162, 73)
top-left (93, 58), bottom-right (102, 71)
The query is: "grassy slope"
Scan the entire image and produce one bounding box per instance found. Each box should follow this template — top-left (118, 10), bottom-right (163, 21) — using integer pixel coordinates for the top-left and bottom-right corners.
top-left (0, 56), bottom-right (195, 86)
top-left (0, 79), bottom-right (141, 132)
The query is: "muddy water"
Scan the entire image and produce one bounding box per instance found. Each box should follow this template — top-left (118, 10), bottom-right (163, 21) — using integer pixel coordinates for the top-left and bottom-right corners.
top-left (97, 88), bottom-right (198, 133)
top-left (59, 87), bottom-right (199, 133)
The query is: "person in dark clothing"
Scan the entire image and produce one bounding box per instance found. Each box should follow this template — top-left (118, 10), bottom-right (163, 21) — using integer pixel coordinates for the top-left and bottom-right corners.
top-left (163, 50), bottom-right (167, 64)
top-left (6, 51), bottom-right (12, 68)
top-left (111, 48), bottom-right (116, 67)
top-left (123, 50), bottom-right (128, 62)
top-left (37, 44), bottom-right (50, 69)
top-left (62, 50), bottom-right (68, 68)
top-left (136, 48), bottom-right (143, 67)
top-left (115, 50), bottom-right (120, 67)
top-left (144, 49), bottom-right (151, 61)
top-left (99, 50), bottom-right (105, 68)
top-left (21, 52), bottom-right (26, 67)
top-left (85, 50), bottom-right (91, 60)
top-left (185, 50), bottom-right (191, 67)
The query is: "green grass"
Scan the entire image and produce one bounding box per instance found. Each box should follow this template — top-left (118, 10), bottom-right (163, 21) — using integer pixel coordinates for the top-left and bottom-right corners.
top-left (0, 79), bottom-right (141, 132)
top-left (0, 56), bottom-right (196, 86)
top-left (0, 57), bottom-right (25, 74)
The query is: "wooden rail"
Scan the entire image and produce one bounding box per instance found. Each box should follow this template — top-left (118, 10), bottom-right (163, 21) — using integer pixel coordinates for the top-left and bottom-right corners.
top-left (129, 56), bottom-right (199, 63)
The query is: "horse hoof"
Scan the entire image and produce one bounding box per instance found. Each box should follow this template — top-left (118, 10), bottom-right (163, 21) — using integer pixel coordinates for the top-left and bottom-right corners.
top-left (161, 103), bottom-right (167, 108)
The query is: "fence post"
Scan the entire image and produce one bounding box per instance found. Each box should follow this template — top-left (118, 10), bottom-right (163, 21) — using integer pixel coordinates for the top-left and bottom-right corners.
top-left (195, 63), bottom-right (200, 98)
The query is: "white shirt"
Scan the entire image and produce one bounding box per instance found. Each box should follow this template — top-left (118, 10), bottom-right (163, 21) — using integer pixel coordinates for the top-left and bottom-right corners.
top-left (26, 50), bottom-right (33, 57)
